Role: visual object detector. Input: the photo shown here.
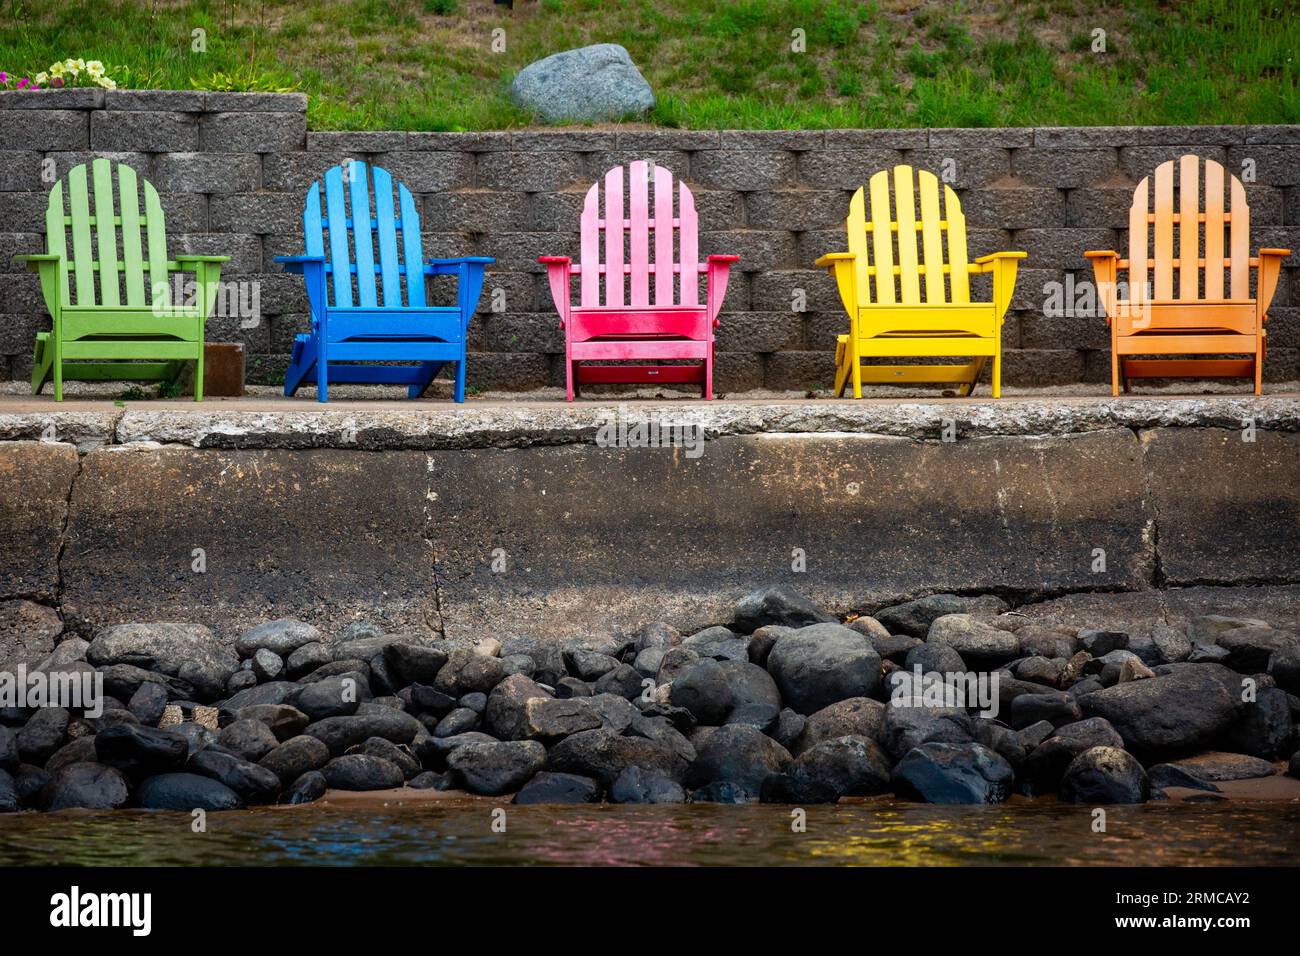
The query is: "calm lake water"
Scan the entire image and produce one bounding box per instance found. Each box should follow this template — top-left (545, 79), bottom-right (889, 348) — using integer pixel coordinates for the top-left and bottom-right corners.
top-left (2, 799), bottom-right (1298, 866)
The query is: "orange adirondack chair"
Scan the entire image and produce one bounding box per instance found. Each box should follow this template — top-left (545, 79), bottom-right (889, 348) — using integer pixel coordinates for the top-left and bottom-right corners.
top-left (1086, 155), bottom-right (1290, 396)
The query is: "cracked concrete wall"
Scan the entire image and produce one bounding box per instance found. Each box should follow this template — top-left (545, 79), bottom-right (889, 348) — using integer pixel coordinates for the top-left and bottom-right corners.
top-left (2, 419), bottom-right (1296, 645)
top-left (3, 90), bottom-right (1298, 392)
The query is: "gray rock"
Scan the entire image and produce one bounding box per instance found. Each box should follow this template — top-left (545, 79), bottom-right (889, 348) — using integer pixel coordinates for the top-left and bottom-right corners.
top-left (724, 703), bottom-right (779, 732)
top-left (37, 761), bottom-right (130, 810)
top-left (235, 619), bottom-right (323, 658)
top-left (87, 623), bottom-right (236, 701)
top-left (682, 626), bottom-right (749, 663)
top-left (563, 648), bottom-right (620, 681)
top-left (383, 642), bottom-right (449, 687)
top-left (1268, 645), bottom-right (1300, 695)
top-left (447, 740), bottom-right (546, 796)
top-left (222, 680), bottom-right (301, 710)
top-left (1216, 627), bottom-right (1300, 673)
top-left (686, 724), bottom-right (792, 797)
top-left (1017, 719), bottom-right (1056, 750)
top-left (746, 624), bottom-right (792, 668)
top-left (513, 771), bottom-right (600, 804)
top-left (280, 770), bottom-right (327, 804)
top-left (137, 772), bottom-right (242, 810)
top-left (547, 728), bottom-right (689, 785)
top-left (294, 675), bottom-right (365, 721)
top-left (766, 623), bottom-right (881, 714)
top-left (511, 43), bottom-right (654, 123)
top-left (973, 719), bottom-right (1026, 768)
top-left (610, 766), bottom-right (685, 804)
top-left (258, 735), bottom-right (330, 787)
top-left (904, 642), bottom-right (966, 674)
top-left (217, 718), bottom-right (280, 763)
top-left (1009, 691), bottom-right (1083, 729)
top-left (484, 674), bottom-right (552, 740)
top-left (127, 682), bottom-right (170, 726)
top-left (1014, 626), bottom-right (1078, 659)
top-left (632, 647), bottom-right (665, 678)
top-left (435, 707), bottom-right (481, 738)
top-left (1060, 746), bottom-right (1149, 804)
top-left (285, 642), bottom-right (332, 679)
top-left (236, 704), bottom-right (309, 742)
top-left (593, 663), bottom-right (644, 700)
top-left (1186, 614), bottom-right (1269, 645)
top-left (251, 648), bottom-right (284, 682)
top-left (1014, 656), bottom-right (1065, 688)
top-left (0, 726), bottom-right (16, 772)
top-left (94, 724), bottom-right (187, 774)
top-left (927, 614), bottom-right (1021, 669)
top-left (1167, 751), bottom-right (1278, 782)
top-left (304, 709), bottom-right (423, 756)
top-left (635, 622), bottom-right (681, 652)
top-left (1224, 687), bottom-right (1293, 759)
top-left (44, 736), bottom-right (99, 773)
top-left (0, 768), bottom-right (18, 813)
top-left (734, 585), bottom-right (836, 633)
top-left (892, 742), bottom-right (1014, 804)
top-left (0, 599), bottom-right (62, 667)
top-left (690, 781), bottom-right (752, 804)
top-left (353, 738), bottom-right (420, 779)
top-left (876, 594), bottom-right (1006, 637)
top-left (1147, 763), bottom-right (1221, 793)
top-left (188, 749), bottom-right (281, 803)
top-left (1078, 629), bottom-right (1129, 656)
top-left (670, 659), bottom-right (733, 724)
top-left (435, 649), bottom-right (506, 696)
top-left (792, 734), bottom-right (891, 797)
top-left (501, 654), bottom-right (535, 678)
top-left (793, 697), bottom-right (885, 755)
top-left (760, 771), bottom-right (840, 805)
top-left (1079, 669), bottom-right (1237, 758)
top-left (656, 646), bottom-right (700, 684)
top-left (1189, 642), bottom-right (1232, 664)
top-left (322, 754), bottom-right (404, 791)
top-left (17, 707), bottom-right (70, 764)
top-left (881, 702), bottom-right (974, 761)
top-left (1021, 716), bottom-right (1127, 792)
top-left (772, 708), bottom-right (806, 752)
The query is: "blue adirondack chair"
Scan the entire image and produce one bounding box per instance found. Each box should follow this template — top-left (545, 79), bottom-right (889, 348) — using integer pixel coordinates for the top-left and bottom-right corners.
top-left (276, 160), bottom-right (492, 402)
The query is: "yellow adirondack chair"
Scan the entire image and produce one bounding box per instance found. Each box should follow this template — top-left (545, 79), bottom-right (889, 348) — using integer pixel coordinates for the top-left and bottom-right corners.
top-left (817, 165), bottom-right (1026, 398)
top-left (1085, 154), bottom-right (1290, 396)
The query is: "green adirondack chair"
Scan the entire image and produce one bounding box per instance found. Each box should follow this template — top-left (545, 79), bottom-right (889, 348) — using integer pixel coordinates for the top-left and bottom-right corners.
top-left (16, 157), bottom-right (229, 401)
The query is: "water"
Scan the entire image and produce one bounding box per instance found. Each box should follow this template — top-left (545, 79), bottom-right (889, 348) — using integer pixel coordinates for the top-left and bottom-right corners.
top-left (2, 799), bottom-right (1297, 866)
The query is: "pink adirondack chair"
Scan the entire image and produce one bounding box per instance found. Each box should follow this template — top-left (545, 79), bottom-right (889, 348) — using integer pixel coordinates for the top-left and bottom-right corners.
top-left (540, 160), bottom-right (739, 400)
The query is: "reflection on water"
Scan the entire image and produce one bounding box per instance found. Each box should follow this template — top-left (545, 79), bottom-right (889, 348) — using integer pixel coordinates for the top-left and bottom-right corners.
top-left (1, 800), bottom-right (1297, 866)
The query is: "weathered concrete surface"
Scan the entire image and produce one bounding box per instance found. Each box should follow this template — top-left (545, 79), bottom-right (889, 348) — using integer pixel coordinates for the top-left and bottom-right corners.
top-left (1144, 428), bottom-right (1300, 587)
top-left (1, 393), bottom-right (1299, 450)
top-left (1011, 585), bottom-right (1300, 635)
top-left (0, 441), bottom-right (79, 601)
top-left (58, 446), bottom-right (438, 639)
top-left (427, 430), bottom-right (1153, 640)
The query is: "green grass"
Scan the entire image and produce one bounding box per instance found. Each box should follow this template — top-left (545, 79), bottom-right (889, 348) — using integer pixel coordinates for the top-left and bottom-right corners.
top-left (1, 0), bottom-right (1296, 129)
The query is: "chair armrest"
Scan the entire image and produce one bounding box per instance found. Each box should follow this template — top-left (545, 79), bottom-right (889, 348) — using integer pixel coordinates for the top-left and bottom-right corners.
top-left (14, 253), bottom-right (63, 270)
top-left (705, 255), bottom-right (739, 326)
top-left (1257, 249), bottom-right (1292, 319)
top-left (275, 254), bottom-right (327, 276)
top-left (426, 256), bottom-right (495, 276)
top-left (539, 256), bottom-right (572, 327)
top-left (175, 255), bottom-right (231, 264)
top-left (1083, 251), bottom-right (1120, 324)
top-left (814, 252), bottom-right (854, 269)
top-left (972, 250), bottom-right (1028, 271)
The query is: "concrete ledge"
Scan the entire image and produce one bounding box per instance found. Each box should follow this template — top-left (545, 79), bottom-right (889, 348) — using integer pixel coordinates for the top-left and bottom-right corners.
top-left (0, 394), bottom-right (1297, 451)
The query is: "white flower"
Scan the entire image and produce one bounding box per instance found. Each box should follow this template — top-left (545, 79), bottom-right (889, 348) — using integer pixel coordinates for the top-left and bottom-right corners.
top-left (34, 72), bottom-right (48, 85)
top-left (97, 77), bottom-right (117, 90)
top-left (49, 61), bottom-right (65, 77)
top-left (86, 60), bottom-right (104, 78)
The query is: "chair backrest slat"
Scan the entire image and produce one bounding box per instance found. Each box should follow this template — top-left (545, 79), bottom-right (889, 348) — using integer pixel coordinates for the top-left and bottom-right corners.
top-left (323, 165), bottom-right (353, 308)
top-left (44, 180), bottom-right (68, 301)
top-left (142, 176), bottom-right (170, 308)
top-left (628, 160), bottom-right (650, 307)
top-left (118, 164), bottom-right (146, 307)
top-left (574, 161), bottom-right (704, 309)
top-left (1178, 155), bottom-right (1199, 300)
top-left (1204, 160), bottom-right (1225, 299)
top-left (398, 180), bottom-right (425, 307)
top-left (66, 164), bottom-right (95, 305)
top-left (893, 166), bottom-right (921, 305)
top-left (1229, 174), bottom-right (1250, 299)
top-left (918, 171), bottom-right (946, 304)
top-left (653, 163), bottom-right (675, 305)
top-left (603, 165), bottom-right (625, 306)
top-left (944, 176), bottom-right (970, 303)
top-left (91, 159), bottom-right (120, 307)
top-left (372, 165), bottom-right (402, 305)
top-left (867, 171), bottom-right (896, 304)
top-left (1131, 156), bottom-right (1254, 303)
top-left (350, 165), bottom-right (379, 308)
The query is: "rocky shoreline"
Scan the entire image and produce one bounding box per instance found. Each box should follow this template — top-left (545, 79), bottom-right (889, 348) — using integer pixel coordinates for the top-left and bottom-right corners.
top-left (2, 587), bottom-right (1298, 812)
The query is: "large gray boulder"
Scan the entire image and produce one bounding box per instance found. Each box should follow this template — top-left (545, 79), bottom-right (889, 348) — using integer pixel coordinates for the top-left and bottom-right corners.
top-left (892, 742), bottom-right (1014, 804)
top-left (447, 741), bottom-right (547, 796)
top-left (926, 614), bottom-right (1021, 669)
top-left (1078, 669), bottom-right (1237, 758)
top-left (511, 44), bottom-right (655, 124)
top-left (686, 724), bottom-right (792, 798)
top-left (766, 623), bottom-right (881, 714)
top-left (87, 623), bottom-right (236, 701)
top-left (1060, 746), bottom-right (1150, 804)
